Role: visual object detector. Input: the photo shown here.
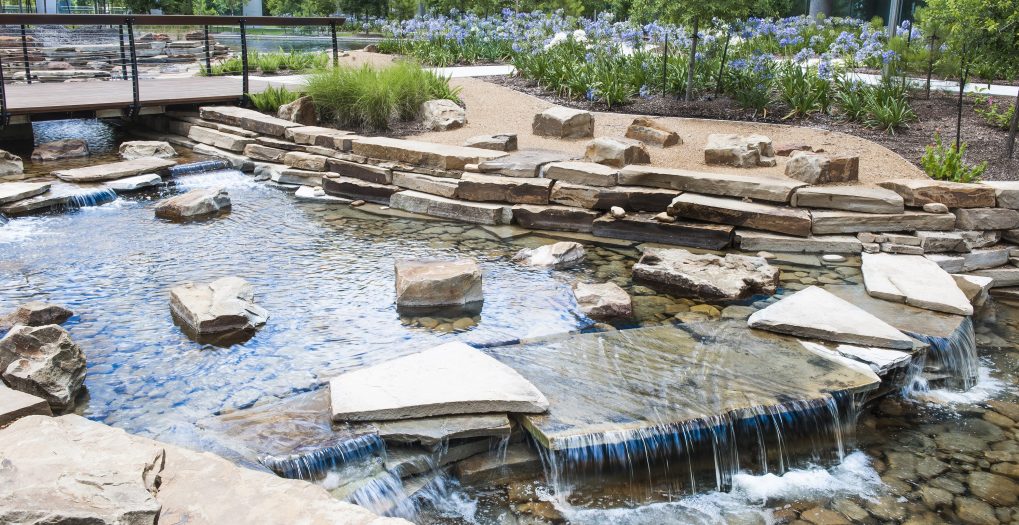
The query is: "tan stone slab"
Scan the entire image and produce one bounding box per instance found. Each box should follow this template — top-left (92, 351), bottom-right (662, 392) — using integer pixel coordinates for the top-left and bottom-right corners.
top-left (0, 181), bottom-right (107, 215)
top-left (0, 181), bottom-right (49, 205)
top-left (53, 157), bottom-right (176, 182)
top-left (792, 185), bottom-right (904, 214)
top-left (199, 105), bottom-right (302, 137)
top-left (351, 137), bottom-right (506, 170)
top-left (592, 213), bottom-right (733, 249)
top-left (392, 171), bottom-right (458, 198)
top-left (861, 252), bottom-right (973, 316)
top-left (543, 161), bottom-right (618, 187)
top-left (188, 125), bottom-right (255, 152)
top-left (0, 384), bottom-right (51, 427)
top-left (389, 190), bottom-right (513, 225)
top-left (618, 166), bottom-right (805, 203)
top-left (668, 193), bottom-right (812, 237)
top-left (811, 210), bottom-right (956, 234)
top-left (878, 178), bottom-right (996, 208)
top-left (981, 181), bottom-right (1019, 210)
top-left (736, 230), bottom-right (862, 254)
top-left (458, 172), bottom-right (553, 204)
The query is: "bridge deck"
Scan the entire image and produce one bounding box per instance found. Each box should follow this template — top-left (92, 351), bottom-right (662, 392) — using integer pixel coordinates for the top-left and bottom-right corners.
top-left (3, 77), bottom-right (272, 115)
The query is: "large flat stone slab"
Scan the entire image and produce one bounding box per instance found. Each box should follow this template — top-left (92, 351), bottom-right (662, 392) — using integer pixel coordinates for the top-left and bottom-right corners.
top-left (53, 157), bottom-right (176, 182)
top-left (457, 172), bottom-right (553, 204)
top-left (0, 181), bottom-right (110, 215)
top-left (877, 179), bottom-right (996, 208)
top-left (394, 259), bottom-right (482, 309)
top-left (811, 210), bottom-right (956, 234)
top-left (825, 285), bottom-right (967, 341)
top-left (592, 214), bottom-right (733, 249)
top-left (322, 176), bottom-right (401, 205)
top-left (550, 182), bottom-right (677, 211)
top-left (0, 384), bottom-right (51, 427)
top-left (329, 342), bottom-right (549, 421)
top-left (971, 267), bottom-right (1019, 288)
top-left (632, 248), bottom-right (777, 299)
top-left (199, 106), bottom-right (303, 137)
top-left (169, 276), bottom-right (268, 338)
top-left (791, 185), bottom-right (904, 214)
top-left (512, 204), bottom-right (600, 233)
top-left (488, 322), bottom-right (879, 450)
top-left (368, 414), bottom-right (511, 448)
top-left (861, 252), bottom-right (973, 315)
top-left (0, 182), bottom-right (49, 205)
top-left (351, 137), bottom-right (506, 171)
top-left (284, 125), bottom-right (352, 147)
top-left (543, 161), bottom-right (618, 186)
top-left (736, 230), bottom-right (862, 253)
top-left (328, 159), bottom-right (393, 185)
top-left (391, 171), bottom-right (458, 198)
top-left (618, 166), bottom-right (805, 203)
top-left (748, 286), bottom-right (914, 349)
top-left (476, 149), bottom-right (577, 178)
top-left (668, 193), bottom-right (812, 237)
top-left (188, 125), bottom-right (254, 152)
top-left (389, 190), bottom-right (513, 225)
top-left (981, 181), bottom-right (1019, 210)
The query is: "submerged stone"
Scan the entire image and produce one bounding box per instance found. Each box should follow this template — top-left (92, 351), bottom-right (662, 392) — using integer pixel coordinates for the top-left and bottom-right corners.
top-left (632, 247), bottom-right (778, 299)
top-left (394, 258), bottom-right (483, 310)
top-left (513, 241), bottom-right (586, 269)
top-left (169, 276), bottom-right (268, 342)
top-left (572, 281), bottom-right (633, 320)
top-left (329, 341), bottom-right (549, 422)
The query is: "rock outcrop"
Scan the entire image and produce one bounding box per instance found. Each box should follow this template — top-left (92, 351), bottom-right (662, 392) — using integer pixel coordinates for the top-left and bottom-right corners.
top-left (154, 187), bottom-right (231, 220)
top-left (513, 241), bottom-right (586, 269)
top-left (0, 324), bottom-right (86, 411)
top-left (632, 248), bottom-right (779, 299)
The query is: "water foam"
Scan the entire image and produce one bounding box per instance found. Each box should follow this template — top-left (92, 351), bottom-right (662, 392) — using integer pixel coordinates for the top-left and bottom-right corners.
top-left (171, 169), bottom-right (261, 190)
top-left (0, 216), bottom-right (56, 244)
top-left (918, 365), bottom-right (1010, 405)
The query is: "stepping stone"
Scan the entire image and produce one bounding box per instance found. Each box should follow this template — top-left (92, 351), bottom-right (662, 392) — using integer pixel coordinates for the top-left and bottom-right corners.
top-left (810, 210), bottom-right (956, 234)
top-left (476, 149), bottom-right (576, 178)
top-left (572, 282), bottom-right (632, 320)
top-left (322, 176), bottom-right (401, 204)
top-left (394, 258), bottom-right (482, 309)
top-left (350, 137), bottom-right (506, 171)
top-left (367, 414), bottom-right (511, 448)
top-left (329, 342), bottom-right (549, 421)
top-left (0, 384), bottom-right (51, 428)
top-left (169, 276), bottom-right (268, 338)
top-left (618, 166), bottom-right (804, 203)
top-left (53, 157), bottom-right (176, 182)
top-left (326, 159), bottom-right (393, 185)
top-left (668, 193), bottom-right (812, 237)
top-left (632, 248), bottom-right (777, 299)
top-left (200, 105), bottom-right (302, 137)
top-left (736, 230), bottom-right (861, 254)
top-left (0, 181), bottom-right (108, 215)
top-left (861, 252), bottom-right (973, 315)
top-left (981, 181), bottom-right (1019, 209)
top-left (825, 285), bottom-right (968, 342)
top-left (550, 182), bottom-right (677, 211)
top-left (494, 322), bottom-right (879, 451)
top-left (105, 173), bottom-right (161, 193)
top-left (0, 182), bottom-right (49, 205)
top-left (748, 286), bottom-right (914, 349)
top-left (543, 161), bottom-right (618, 187)
top-left (188, 126), bottom-right (254, 152)
top-left (457, 172), bottom-right (552, 204)
top-left (154, 187), bottom-right (231, 220)
top-left (390, 190), bottom-right (512, 225)
top-left (877, 178), bottom-right (996, 208)
top-left (284, 125), bottom-right (352, 147)
top-left (592, 213), bottom-right (733, 249)
top-left (512, 204), bottom-right (600, 233)
top-left (392, 171), bottom-right (458, 198)
top-left (791, 185), bottom-right (904, 214)
top-left (532, 106), bottom-right (593, 138)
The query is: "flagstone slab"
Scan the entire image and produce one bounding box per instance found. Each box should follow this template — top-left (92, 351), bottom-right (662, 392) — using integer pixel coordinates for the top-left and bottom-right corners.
top-left (592, 214), bottom-right (734, 249)
top-left (351, 137), bottom-right (506, 171)
top-left (668, 193), bottom-right (812, 237)
top-left (861, 252), bottom-right (973, 315)
top-left (618, 166), bottom-right (805, 203)
top-left (389, 190), bottom-right (513, 225)
top-left (329, 342), bottom-right (549, 422)
top-left (736, 230), bottom-right (862, 253)
top-left (811, 210), bottom-right (956, 234)
top-left (878, 178), bottom-right (996, 208)
top-left (799, 341), bottom-right (913, 375)
top-left (825, 284), bottom-right (966, 340)
top-left (199, 106), bottom-right (302, 137)
top-left (792, 185), bottom-right (904, 214)
top-left (54, 157), bottom-right (176, 182)
top-left (369, 414), bottom-right (511, 447)
top-left (0, 384), bottom-right (51, 427)
top-left (0, 181), bottom-right (109, 215)
top-left (748, 286), bottom-right (914, 349)
top-left (543, 161), bottom-right (618, 187)
top-left (0, 182), bottom-right (49, 205)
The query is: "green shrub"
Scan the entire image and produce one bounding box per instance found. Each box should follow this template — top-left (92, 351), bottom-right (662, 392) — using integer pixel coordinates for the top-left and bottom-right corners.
top-left (304, 61), bottom-right (462, 131)
top-left (921, 132), bottom-right (987, 182)
top-left (247, 85), bottom-right (302, 113)
top-left (971, 90), bottom-right (1016, 130)
top-left (862, 79), bottom-right (917, 134)
top-left (776, 64), bottom-right (822, 119)
top-left (835, 80), bottom-right (870, 122)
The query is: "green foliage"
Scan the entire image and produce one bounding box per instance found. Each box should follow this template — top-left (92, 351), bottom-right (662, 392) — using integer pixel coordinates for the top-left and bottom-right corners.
top-left (248, 85), bottom-right (302, 113)
top-left (201, 51), bottom-right (330, 77)
top-left (834, 80), bottom-right (869, 122)
top-left (861, 79), bottom-right (916, 134)
top-left (304, 61), bottom-right (462, 131)
top-left (916, 0), bottom-right (1019, 82)
top-left (775, 64), bottom-right (832, 119)
top-left (921, 132), bottom-right (987, 182)
top-left (376, 35), bottom-right (512, 67)
top-left (971, 90), bottom-right (1017, 130)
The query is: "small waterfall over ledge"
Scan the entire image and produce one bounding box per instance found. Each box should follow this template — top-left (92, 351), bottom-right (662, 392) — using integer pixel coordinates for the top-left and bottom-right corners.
top-left (906, 317), bottom-right (979, 391)
top-left (64, 187), bottom-right (117, 210)
top-left (169, 159), bottom-right (232, 177)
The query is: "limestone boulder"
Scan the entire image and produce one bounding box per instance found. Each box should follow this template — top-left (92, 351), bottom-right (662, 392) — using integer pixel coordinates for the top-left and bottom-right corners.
top-left (572, 282), bottom-right (632, 320)
top-left (464, 133), bottom-right (517, 152)
top-left (861, 252), bottom-right (973, 316)
top-left (584, 137), bottom-right (651, 168)
top-left (119, 140), bottom-right (177, 160)
top-left (421, 99), bottom-right (466, 131)
top-left (154, 187), bottom-right (231, 220)
top-left (512, 241), bottom-right (586, 269)
top-left (704, 134), bottom-right (774, 168)
top-left (0, 149), bottom-right (25, 176)
top-left (632, 248), bottom-right (779, 299)
top-left (277, 95), bottom-right (317, 126)
top-left (532, 106), bottom-right (594, 139)
top-left (0, 324), bottom-right (86, 411)
top-left (624, 117), bottom-right (680, 147)
top-left (0, 301), bottom-right (72, 330)
top-left (31, 139), bottom-right (89, 161)
top-left (748, 286), bottom-right (914, 349)
top-left (169, 276), bottom-right (268, 339)
top-left (829, 155), bottom-right (860, 181)
top-left (394, 259), bottom-right (483, 309)
top-left (784, 151), bottom-right (832, 184)
top-left (330, 342), bottom-right (548, 421)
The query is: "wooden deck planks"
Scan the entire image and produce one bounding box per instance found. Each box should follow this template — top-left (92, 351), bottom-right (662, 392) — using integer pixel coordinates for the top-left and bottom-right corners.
top-left (3, 77), bottom-right (256, 114)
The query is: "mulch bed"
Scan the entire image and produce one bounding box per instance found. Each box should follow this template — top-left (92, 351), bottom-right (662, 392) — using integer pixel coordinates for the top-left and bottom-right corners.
top-left (487, 75), bottom-right (1019, 181)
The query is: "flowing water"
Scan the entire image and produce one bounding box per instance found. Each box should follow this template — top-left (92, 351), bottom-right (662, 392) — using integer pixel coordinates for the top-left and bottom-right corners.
top-left (2, 121), bottom-right (1019, 524)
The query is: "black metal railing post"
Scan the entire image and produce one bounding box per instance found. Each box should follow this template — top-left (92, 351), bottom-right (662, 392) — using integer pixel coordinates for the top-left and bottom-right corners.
top-left (0, 50), bottom-right (9, 126)
top-left (239, 19), bottom-right (248, 104)
top-left (118, 23), bottom-right (127, 80)
top-left (203, 24), bottom-right (212, 76)
top-left (19, 24), bottom-right (31, 84)
top-left (330, 19), bottom-right (338, 66)
top-left (126, 17), bottom-right (140, 116)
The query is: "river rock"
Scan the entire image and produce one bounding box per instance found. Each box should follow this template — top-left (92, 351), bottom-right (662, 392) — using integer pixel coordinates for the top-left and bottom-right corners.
top-left (329, 341), bottom-right (549, 421)
top-left (464, 133), bottom-right (517, 152)
top-left (0, 324), bottom-right (86, 411)
top-left (572, 282), bottom-right (632, 320)
top-left (784, 151), bottom-right (832, 184)
top-left (0, 302), bottom-right (72, 330)
top-left (394, 259), bottom-right (483, 309)
top-left (584, 137), bottom-right (650, 168)
top-left (421, 99), bottom-right (466, 131)
top-left (31, 139), bottom-right (89, 161)
top-left (624, 117), bottom-right (680, 147)
top-left (532, 106), bottom-right (594, 138)
top-left (0, 149), bottom-right (23, 176)
top-left (968, 471), bottom-right (1019, 506)
top-left (154, 187), bottom-right (230, 220)
top-left (277, 95), bottom-right (316, 125)
top-left (861, 252), bottom-right (973, 315)
top-left (169, 276), bottom-right (268, 338)
top-left (119, 140), bottom-right (176, 160)
top-left (512, 241), bottom-right (586, 269)
top-left (748, 286), bottom-right (913, 349)
top-left (632, 248), bottom-right (779, 299)
top-left (704, 134), bottom-right (774, 168)
top-left (955, 497), bottom-right (999, 525)
top-left (878, 179), bottom-right (996, 208)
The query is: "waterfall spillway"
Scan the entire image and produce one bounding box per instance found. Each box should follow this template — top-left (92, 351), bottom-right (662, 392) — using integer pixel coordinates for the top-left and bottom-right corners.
top-left (260, 433), bottom-right (384, 480)
top-left (64, 187), bottom-right (117, 209)
top-left (169, 159), bottom-right (232, 177)
top-left (906, 316), bottom-right (979, 391)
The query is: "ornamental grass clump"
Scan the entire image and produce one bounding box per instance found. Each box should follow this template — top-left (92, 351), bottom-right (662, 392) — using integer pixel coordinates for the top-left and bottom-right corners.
top-left (304, 61), bottom-right (462, 131)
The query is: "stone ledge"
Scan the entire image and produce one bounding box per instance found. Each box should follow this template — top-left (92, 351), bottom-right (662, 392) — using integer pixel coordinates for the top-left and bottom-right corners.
top-left (618, 166), bottom-right (804, 203)
top-left (591, 214), bottom-right (733, 249)
top-left (390, 190), bottom-right (513, 225)
top-left (512, 204), bottom-right (600, 233)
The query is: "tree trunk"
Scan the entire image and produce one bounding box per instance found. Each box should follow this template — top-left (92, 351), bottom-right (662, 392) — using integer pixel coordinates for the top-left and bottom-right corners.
top-left (808, 0), bottom-right (833, 18)
top-left (685, 16), bottom-right (698, 102)
top-left (1007, 88), bottom-right (1019, 159)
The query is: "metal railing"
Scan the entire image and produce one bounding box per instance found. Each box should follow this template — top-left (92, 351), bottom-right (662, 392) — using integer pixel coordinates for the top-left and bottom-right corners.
top-left (0, 14), bottom-right (346, 123)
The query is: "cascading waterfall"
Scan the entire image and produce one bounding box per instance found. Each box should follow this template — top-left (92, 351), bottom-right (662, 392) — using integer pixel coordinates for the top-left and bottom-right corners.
top-left (64, 188), bottom-right (118, 209)
top-left (905, 317), bottom-right (979, 391)
top-left (259, 433), bottom-right (384, 480)
top-left (168, 159), bottom-right (232, 177)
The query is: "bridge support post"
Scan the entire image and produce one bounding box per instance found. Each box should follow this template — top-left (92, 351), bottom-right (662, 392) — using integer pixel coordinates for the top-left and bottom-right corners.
top-left (0, 50), bottom-right (8, 127)
top-left (19, 25), bottom-right (31, 84)
top-left (118, 24), bottom-right (128, 80)
top-left (203, 25), bottom-right (212, 76)
top-left (239, 19), bottom-right (248, 106)
top-left (126, 18), bottom-right (140, 117)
